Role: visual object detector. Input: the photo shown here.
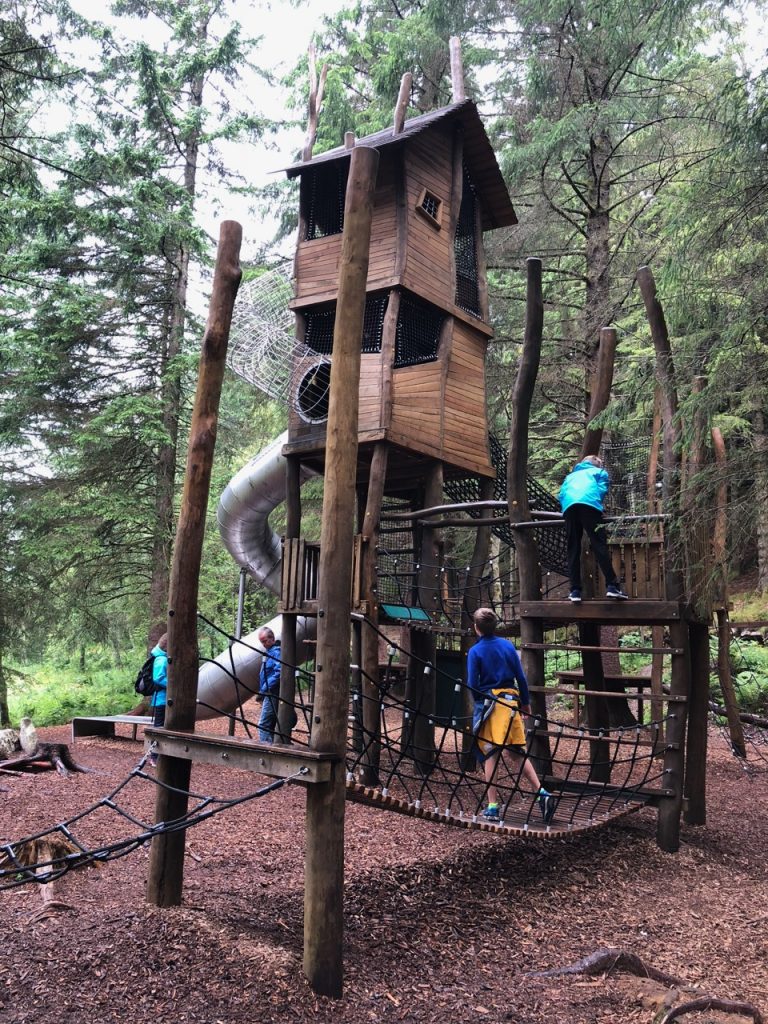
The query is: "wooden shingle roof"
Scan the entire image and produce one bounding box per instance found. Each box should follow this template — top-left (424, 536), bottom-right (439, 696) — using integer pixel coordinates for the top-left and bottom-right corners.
top-left (279, 99), bottom-right (516, 231)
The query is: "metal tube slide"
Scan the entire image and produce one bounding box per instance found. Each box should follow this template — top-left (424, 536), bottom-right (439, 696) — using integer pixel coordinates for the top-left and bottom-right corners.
top-left (195, 430), bottom-right (317, 719)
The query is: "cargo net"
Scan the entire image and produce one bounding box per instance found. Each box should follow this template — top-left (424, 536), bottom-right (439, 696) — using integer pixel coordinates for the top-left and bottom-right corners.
top-left (444, 433), bottom-right (568, 577)
top-left (600, 436), bottom-right (661, 518)
top-left (303, 293), bottom-right (389, 355)
top-left (394, 292), bottom-right (445, 368)
top-left (226, 262), bottom-right (304, 403)
top-left (305, 160), bottom-right (348, 240)
top-left (454, 164), bottom-right (480, 317)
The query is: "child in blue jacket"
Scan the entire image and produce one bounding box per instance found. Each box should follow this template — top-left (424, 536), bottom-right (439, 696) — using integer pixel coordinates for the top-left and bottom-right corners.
top-left (467, 608), bottom-right (557, 825)
top-left (558, 455), bottom-right (627, 602)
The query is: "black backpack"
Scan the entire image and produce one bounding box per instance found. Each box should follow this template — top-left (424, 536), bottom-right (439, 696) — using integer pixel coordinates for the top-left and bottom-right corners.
top-left (134, 654), bottom-right (157, 697)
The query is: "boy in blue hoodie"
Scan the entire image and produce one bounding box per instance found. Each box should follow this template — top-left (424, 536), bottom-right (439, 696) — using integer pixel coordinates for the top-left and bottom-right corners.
top-left (558, 455), bottom-right (627, 602)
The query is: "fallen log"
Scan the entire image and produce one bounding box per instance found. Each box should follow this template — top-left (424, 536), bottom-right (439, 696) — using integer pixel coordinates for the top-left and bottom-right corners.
top-left (0, 742), bottom-right (91, 777)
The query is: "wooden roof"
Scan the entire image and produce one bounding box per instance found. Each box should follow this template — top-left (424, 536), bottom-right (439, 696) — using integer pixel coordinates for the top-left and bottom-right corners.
top-left (279, 99), bottom-right (517, 231)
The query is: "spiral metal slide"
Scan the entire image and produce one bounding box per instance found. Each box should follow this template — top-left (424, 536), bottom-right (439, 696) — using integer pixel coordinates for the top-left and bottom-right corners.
top-left (194, 431), bottom-right (317, 720)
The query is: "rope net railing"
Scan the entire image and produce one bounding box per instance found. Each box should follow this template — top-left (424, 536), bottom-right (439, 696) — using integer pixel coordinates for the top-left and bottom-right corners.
top-left (193, 615), bottom-right (676, 837)
top-left (0, 754), bottom-right (304, 891)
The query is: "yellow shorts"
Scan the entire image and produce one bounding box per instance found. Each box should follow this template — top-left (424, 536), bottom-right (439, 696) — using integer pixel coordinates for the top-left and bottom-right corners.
top-left (477, 688), bottom-right (525, 757)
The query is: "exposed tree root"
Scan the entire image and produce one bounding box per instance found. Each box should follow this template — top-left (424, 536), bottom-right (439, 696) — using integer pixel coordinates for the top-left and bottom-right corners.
top-left (658, 995), bottom-right (763, 1023)
top-left (528, 946), bottom-right (681, 987)
top-left (528, 947), bottom-right (763, 1024)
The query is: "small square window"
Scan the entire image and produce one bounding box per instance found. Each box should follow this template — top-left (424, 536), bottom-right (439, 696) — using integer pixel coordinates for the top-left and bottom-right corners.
top-left (416, 188), bottom-right (442, 229)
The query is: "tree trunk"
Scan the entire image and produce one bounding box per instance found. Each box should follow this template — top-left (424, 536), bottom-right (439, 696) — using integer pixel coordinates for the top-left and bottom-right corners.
top-left (148, 45), bottom-right (206, 628)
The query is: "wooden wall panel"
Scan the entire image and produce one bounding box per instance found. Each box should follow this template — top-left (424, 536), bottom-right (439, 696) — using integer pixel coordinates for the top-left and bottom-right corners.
top-left (358, 356), bottom-right (385, 434)
top-left (401, 130), bottom-right (455, 310)
top-left (389, 362), bottom-right (443, 451)
top-left (294, 155), bottom-right (399, 305)
top-left (443, 324), bottom-right (492, 473)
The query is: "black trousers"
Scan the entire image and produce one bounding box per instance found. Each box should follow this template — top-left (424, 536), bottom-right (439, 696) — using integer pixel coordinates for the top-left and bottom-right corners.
top-left (564, 503), bottom-right (618, 591)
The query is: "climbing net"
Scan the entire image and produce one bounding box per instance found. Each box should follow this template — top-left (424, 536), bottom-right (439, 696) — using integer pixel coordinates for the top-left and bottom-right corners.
top-left (194, 615), bottom-right (676, 837)
top-left (0, 753), bottom-right (303, 891)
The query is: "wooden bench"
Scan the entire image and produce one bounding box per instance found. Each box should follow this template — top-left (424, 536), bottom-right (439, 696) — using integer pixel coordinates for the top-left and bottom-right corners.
top-left (71, 715), bottom-right (152, 743)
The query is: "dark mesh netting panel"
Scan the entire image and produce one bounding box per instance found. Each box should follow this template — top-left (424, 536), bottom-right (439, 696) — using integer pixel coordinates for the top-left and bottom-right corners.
top-left (394, 293), bottom-right (445, 368)
top-left (444, 434), bottom-right (569, 576)
top-left (305, 161), bottom-right (349, 240)
top-left (303, 294), bottom-right (389, 355)
top-left (599, 437), bottom-right (660, 516)
top-left (377, 497), bottom-right (418, 605)
top-left (454, 166), bottom-right (480, 317)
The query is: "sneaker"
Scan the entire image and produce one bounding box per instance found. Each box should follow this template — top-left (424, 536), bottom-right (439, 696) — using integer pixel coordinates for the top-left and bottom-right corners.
top-left (482, 804), bottom-right (501, 822)
top-left (568, 589), bottom-right (582, 603)
top-left (539, 793), bottom-right (557, 825)
top-left (606, 584), bottom-right (628, 600)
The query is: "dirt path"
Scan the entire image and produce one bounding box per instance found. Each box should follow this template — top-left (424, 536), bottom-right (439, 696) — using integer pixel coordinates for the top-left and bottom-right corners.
top-left (1, 721), bottom-right (765, 1024)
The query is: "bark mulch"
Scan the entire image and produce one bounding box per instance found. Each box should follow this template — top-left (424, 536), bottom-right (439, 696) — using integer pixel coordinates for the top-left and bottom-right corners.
top-left (1, 719), bottom-right (766, 1024)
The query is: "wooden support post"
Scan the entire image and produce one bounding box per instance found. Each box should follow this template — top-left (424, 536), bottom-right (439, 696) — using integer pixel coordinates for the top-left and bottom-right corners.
top-left (580, 622), bottom-right (612, 782)
top-left (508, 258), bottom-right (550, 773)
top-left (460, 476), bottom-right (495, 766)
top-left (657, 621), bottom-right (690, 852)
top-left (407, 462), bottom-right (442, 773)
top-left (147, 221), bottom-right (242, 907)
top-left (685, 621), bottom-right (710, 824)
top-left (359, 443), bottom-right (389, 786)
top-left (277, 455), bottom-right (302, 744)
top-left (303, 146), bottom-right (379, 999)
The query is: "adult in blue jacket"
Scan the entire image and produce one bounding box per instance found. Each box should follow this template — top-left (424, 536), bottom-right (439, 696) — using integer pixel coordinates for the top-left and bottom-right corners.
top-left (558, 455), bottom-right (626, 602)
top-left (148, 633), bottom-right (168, 765)
top-left (257, 626), bottom-right (284, 744)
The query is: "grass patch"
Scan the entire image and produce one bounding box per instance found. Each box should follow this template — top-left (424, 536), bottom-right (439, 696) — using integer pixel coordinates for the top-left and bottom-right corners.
top-left (7, 658), bottom-right (140, 727)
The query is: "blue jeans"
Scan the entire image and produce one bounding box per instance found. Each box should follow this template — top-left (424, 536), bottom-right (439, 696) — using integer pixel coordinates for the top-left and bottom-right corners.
top-left (258, 693), bottom-right (278, 744)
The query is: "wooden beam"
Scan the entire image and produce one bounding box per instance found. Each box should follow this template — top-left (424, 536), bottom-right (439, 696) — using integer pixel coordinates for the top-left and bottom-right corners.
top-left (304, 145), bottom-right (379, 1000)
top-left (146, 221), bottom-right (242, 909)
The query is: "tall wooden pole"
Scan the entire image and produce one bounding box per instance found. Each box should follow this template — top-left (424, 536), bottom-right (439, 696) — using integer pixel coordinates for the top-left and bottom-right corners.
top-left (303, 145), bottom-right (379, 999)
top-left (637, 265), bottom-right (688, 851)
top-left (508, 258), bottom-right (550, 773)
top-left (147, 221), bottom-right (242, 906)
top-left (359, 442), bottom-right (389, 786)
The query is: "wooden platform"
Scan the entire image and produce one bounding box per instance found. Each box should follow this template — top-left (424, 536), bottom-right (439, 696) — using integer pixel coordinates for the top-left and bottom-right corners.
top-left (144, 727), bottom-right (340, 785)
top-left (347, 782), bottom-right (650, 840)
top-left (517, 600), bottom-right (683, 624)
top-left (71, 715), bottom-right (152, 742)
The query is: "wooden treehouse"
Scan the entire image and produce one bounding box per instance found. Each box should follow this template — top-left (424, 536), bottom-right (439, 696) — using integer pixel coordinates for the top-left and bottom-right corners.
top-left (145, 56), bottom-right (722, 1002)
